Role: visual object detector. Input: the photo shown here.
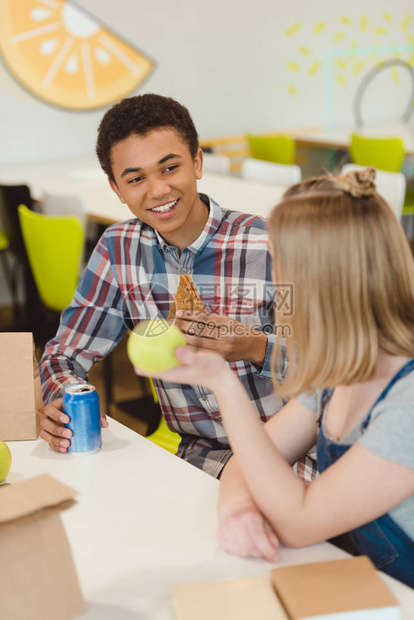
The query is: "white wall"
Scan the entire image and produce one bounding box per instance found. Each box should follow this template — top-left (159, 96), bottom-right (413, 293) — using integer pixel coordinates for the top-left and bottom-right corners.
top-left (0, 0), bottom-right (413, 168)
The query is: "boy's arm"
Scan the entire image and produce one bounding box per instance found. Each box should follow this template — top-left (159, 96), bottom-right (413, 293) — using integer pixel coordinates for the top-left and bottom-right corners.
top-left (39, 236), bottom-right (126, 451)
top-left (40, 235), bottom-right (127, 403)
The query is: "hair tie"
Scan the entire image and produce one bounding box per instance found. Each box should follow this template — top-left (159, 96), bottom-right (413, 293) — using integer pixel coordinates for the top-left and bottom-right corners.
top-left (334, 167), bottom-right (377, 198)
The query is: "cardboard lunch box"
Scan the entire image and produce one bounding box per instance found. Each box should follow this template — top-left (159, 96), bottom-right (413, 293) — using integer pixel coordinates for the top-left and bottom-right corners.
top-left (170, 556), bottom-right (400, 620)
top-left (271, 556), bottom-right (400, 620)
top-left (0, 332), bottom-right (44, 440)
top-left (171, 577), bottom-right (289, 620)
top-left (0, 474), bottom-right (85, 620)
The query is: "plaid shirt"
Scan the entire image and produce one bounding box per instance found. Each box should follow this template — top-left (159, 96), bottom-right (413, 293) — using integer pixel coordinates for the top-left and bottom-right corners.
top-left (40, 195), bottom-right (316, 479)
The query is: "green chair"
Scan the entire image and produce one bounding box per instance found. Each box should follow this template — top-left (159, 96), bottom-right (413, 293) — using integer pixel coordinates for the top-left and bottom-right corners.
top-left (18, 204), bottom-right (84, 314)
top-left (247, 134), bottom-right (296, 165)
top-left (349, 134), bottom-right (414, 220)
top-left (350, 134), bottom-right (405, 173)
top-left (145, 378), bottom-right (181, 454)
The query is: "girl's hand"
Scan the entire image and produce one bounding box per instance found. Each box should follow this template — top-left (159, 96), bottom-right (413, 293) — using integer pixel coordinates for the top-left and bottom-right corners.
top-left (217, 506), bottom-right (279, 563)
top-left (132, 346), bottom-right (229, 390)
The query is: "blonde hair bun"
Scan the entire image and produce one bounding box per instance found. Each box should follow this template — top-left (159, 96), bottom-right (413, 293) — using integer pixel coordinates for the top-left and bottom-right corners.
top-left (335, 167), bottom-right (377, 198)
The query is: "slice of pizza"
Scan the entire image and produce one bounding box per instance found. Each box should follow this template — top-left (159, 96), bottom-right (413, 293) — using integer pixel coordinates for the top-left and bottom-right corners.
top-left (167, 274), bottom-right (206, 321)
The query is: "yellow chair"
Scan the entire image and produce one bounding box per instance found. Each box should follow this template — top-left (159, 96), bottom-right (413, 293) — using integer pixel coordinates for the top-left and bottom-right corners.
top-left (349, 134), bottom-right (405, 173)
top-left (0, 231), bottom-right (9, 252)
top-left (402, 187), bottom-right (414, 217)
top-left (18, 204), bottom-right (84, 313)
top-left (18, 202), bottom-right (84, 348)
top-left (145, 379), bottom-right (181, 454)
top-left (349, 134), bottom-right (414, 224)
top-left (247, 134), bottom-right (296, 165)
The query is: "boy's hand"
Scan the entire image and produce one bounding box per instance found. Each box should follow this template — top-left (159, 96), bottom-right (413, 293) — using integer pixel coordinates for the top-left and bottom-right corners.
top-left (217, 506), bottom-right (279, 563)
top-left (174, 311), bottom-right (267, 366)
top-left (40, 397), bottom-right (109, 453)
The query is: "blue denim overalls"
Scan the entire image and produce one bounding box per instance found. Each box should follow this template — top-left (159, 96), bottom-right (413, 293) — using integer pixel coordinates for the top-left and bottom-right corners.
top-left (317, 359), bottom-right (414, 588)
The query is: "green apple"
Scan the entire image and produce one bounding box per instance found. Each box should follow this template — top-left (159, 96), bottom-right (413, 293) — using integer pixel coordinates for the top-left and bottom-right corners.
top-left (127, 318), bottom-right (186, 373)
top-left (0, 441), bottom-right (12, 482)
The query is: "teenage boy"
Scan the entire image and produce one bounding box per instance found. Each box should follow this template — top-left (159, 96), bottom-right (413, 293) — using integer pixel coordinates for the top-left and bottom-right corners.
top-left (40, 94), bottom-right (314, 480)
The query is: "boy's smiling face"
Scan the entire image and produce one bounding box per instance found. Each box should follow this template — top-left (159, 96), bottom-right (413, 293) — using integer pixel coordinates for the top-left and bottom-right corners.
top-left (109, 128), bottom-right (208, 250)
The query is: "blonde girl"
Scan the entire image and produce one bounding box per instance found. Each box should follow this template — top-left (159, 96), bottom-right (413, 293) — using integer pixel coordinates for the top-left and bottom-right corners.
top-left (133, 168), bottom-right (414, 587)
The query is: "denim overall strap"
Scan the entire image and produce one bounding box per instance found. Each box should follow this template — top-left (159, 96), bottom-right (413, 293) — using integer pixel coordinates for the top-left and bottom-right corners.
top-left (316, 360), bottom-right (414, 587)
top-left (361, 358), bottom-right (414, 431)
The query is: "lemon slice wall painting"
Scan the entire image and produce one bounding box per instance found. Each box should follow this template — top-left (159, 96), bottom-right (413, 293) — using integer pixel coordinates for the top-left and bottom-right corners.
top-left (0, 0), bottom-right (154, 111)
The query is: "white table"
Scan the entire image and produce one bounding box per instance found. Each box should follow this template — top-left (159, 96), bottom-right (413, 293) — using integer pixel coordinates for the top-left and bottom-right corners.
top-left (6, 419), bottom-right (414, 619)
top-left (0, 158), bottom-right (285, 225)
top-left (290, 121), bottom-right (414, 155)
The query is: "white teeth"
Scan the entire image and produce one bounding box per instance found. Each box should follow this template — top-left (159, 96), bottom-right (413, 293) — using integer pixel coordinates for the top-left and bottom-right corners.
top-left (151, 199), bottom-right (178, 213)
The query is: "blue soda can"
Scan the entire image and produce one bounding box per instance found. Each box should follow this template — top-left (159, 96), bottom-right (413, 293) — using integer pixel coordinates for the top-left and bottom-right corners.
top-left (63, 383), bottom-right (102, 453)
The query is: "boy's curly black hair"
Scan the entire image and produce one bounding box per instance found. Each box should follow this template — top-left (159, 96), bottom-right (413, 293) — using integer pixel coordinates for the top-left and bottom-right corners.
top-left (96, 94), bottom-right (199, 181)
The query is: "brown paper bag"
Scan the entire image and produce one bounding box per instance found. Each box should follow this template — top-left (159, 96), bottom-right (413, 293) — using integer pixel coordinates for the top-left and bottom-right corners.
top-left (0, 474), bottom-right (85, 620)
top-left (0, 332), bottom-right (43, 440)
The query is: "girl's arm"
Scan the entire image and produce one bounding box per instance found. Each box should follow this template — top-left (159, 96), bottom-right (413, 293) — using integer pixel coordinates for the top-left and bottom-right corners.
top-left (214, 366), bottom-right (414, 548)
top-left (219, 397), bottom-right (317, 520)
top-left (218, 457), bottom-right (279, 562)
top-left (217, 397), bottom-right (317, 560)
top-left (135, 347), bottom-right (414, 549)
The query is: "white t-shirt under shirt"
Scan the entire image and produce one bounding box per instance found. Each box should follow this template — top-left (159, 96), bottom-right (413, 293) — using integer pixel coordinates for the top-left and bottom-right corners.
top-left (297, 369), bottom-right (414, 540)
